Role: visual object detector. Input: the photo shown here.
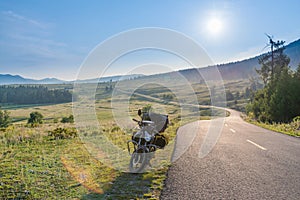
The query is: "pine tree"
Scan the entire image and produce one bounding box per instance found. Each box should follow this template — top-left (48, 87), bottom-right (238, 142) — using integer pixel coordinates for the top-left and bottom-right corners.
top-left (247, 36), bottom-right (300, 123)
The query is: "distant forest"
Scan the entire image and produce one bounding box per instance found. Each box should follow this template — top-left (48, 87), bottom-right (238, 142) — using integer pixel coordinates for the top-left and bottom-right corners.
top-left (0, 85), bottom-right (72, 105)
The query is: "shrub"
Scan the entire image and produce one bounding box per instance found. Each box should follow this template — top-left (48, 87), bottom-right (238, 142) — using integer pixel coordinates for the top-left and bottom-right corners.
top-left (0, 108), bottom-right (10, 128)
top-left (61, 115), bottom-right (74, 123)
top-left (111, 126), bottom-right (121, 132)
top-left (292, 116), bottom-right (300, 130)
top-left (48, 127), bottom-right (77, 139)
top-left (28, 112), bottom-right (43, 126)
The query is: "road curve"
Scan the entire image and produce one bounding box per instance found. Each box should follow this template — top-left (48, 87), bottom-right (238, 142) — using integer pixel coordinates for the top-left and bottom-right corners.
top-left (161, 109), bottom-right (300, 199)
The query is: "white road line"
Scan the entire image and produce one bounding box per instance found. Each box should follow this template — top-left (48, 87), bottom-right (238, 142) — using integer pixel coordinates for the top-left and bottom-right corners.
top-left (230, 128), bottom-right (236, 133)
top-left (247, 139), bottom-right (267, 150)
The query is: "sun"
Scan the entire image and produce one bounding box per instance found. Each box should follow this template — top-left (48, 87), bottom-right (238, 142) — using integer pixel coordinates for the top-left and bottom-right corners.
top-left (207, 18), bottom-right (223, 35)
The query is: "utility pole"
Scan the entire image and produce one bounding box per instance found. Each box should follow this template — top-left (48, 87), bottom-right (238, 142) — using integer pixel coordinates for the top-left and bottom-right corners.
top-left (266, 34), bottom-right (285, 79)
top-left (270, 37), bottom-right (274, 78)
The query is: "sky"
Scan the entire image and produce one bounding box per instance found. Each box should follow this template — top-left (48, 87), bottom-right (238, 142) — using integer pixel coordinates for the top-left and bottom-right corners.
top-left (0, 0), bottom-right (299, 80)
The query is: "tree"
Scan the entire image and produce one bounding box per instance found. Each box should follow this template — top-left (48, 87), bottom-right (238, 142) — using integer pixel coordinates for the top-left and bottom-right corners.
top-left (266, 66), bottom-right (300, 123)
top-left (246, 87), bottom-right (271, 122)
top-left (247, 36), bottom-right (300, 123)
top-left (226, 90), bottom-right (234, 101)
top-left (162, 94), bottom-right (174, 102)
top-left (0, 85), bottom-right (72, 105)
top-left (295, 64), bottom-right (300, 79)
top-left (28, 112), bottom-right (43, 125)
top-left (244, 87), bottom-right (251, 99)
top-left (235, 91), bottom-right (240, 100)
top-left (0, 107), bottom-right (10, 128)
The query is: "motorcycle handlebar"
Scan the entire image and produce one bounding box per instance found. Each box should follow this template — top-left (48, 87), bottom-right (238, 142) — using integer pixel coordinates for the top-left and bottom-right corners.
top-left (132, 118), bottom-right (139, 123)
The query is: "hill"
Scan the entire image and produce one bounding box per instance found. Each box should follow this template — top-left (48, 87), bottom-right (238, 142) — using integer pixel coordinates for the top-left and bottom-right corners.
top-left (134, 38), bottom-right (300, 82)
top-left (74, 74), bottom-right (144, 83)
top-left (215, 38), bottom-right (300, 80)
top-left (0, 74), bottom-right (65, 85)
top-left (0, 74), bottom-right (143, 85)
top-left (1, 39), bottom-right (299, 84)
top-left (0, 74), bottom-right (30, 85)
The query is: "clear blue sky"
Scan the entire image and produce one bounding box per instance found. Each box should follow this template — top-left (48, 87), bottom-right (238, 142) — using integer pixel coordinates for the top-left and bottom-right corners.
top-left (0, 0), bottom-right (299, 80)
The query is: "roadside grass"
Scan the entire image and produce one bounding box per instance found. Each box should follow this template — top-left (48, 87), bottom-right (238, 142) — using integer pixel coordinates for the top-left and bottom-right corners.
top-left (242, 114), bottom-right (300, 137)
top-left (223, 80), bottom-right (300, 137)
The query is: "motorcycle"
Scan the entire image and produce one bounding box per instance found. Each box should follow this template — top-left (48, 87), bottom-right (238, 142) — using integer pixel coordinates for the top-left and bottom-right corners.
top-left (127, 109), bottom-right (169, 173)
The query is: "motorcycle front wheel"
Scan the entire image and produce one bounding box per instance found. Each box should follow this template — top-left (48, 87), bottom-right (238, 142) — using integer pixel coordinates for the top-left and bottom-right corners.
top-left (129, 148), bottom-right (148, 173)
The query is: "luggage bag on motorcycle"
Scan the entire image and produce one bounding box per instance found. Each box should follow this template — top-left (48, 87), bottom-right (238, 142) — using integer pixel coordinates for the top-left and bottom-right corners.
top-left (142, 112), bottom-right (169, 133)
top-left (154, 133), bottom-right (169, 148)
top-left (131, 131), bottom-right (169, 149)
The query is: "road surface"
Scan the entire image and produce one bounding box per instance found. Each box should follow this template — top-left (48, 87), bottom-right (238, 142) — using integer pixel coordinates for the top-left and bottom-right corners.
top-left (161, 109), bottom-right (300, 199)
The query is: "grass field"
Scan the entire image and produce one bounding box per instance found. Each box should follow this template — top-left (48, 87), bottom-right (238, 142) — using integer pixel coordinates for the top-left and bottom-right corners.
top-left (0, 79), bottom-right (248, 199)
top-left (242, 114), bottom-right (300, 137)
top-left (1, 102), bottom-right (177, 199)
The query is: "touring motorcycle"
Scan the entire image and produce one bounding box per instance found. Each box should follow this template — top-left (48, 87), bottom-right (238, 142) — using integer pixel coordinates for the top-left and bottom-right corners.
top-left (127, 109), bottom-right (169, 173)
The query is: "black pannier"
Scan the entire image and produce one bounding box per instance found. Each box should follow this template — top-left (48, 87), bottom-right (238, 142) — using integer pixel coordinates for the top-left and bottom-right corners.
top-left (153, 133), bottom-right (169, 148)
top-left (132, 133), bottom-right (169, 149)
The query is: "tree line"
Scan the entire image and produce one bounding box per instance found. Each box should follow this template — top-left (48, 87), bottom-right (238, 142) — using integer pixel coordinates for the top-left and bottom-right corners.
top-left (246, 37), bottom-right (300, 123)
top-left (0, 85), bottom-right (72, 105)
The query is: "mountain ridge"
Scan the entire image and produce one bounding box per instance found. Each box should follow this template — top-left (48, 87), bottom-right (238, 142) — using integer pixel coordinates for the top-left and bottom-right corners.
top-left (214, 38), bottom-right (300, 80)
top-left (1, 38), bottom-right (299, 85)
top-left (0, 74), bottom-right (144, 85)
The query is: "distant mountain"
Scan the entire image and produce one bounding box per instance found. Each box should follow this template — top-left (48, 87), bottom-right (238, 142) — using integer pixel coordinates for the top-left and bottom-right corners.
top-left (0, 73), bottom-right (144, 85)
top-left (0, 74), bottom-right (34, 85)
top-left (0, 74), bottom-right (66, 85)
top-left (37, 78), bottom-right (66, 84)
top-left (1, 38), bottom-right (299, 85)
top-left (215, 38), bottom-right (300, 80)
top-left (139, 38), bottom-right (300, 82)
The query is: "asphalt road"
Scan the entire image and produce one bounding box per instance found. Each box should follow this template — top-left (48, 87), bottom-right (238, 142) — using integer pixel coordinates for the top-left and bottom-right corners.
top-left (161, 109), bottom-right (300, 199)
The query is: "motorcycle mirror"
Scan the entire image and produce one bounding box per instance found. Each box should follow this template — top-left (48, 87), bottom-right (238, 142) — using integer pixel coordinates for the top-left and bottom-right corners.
top-left (138, 109), bottom-right (142, 116)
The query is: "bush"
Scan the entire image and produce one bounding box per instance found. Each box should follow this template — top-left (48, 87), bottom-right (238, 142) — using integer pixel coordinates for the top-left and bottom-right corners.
top-left (28, 111), bottom-right (43, 126)
top-left (162, 94), bottom-right (174, 102)
top-left (48, 127), bottom-right (77, 139)
top-left (111, 126), bottom-right (121, 132)
top-left (61, 115), bottom-right (74, 123)
top-left (0, 108), bottom-right (10, 128)
top-left (292, 116), bottom-right (300, 130)
top-left (226, 90), bottom-right (234, 101)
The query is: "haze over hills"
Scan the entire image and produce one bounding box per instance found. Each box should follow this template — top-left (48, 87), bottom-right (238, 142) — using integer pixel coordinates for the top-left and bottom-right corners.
top-left (74, 74), bottom-right (144, 84)
top-left (1, 38), bottom-right (299, 85)
top-left (215, 38), bottom-right (300, 80)
top-left (0, 74), bottom-right (143, 85)
top-left (148, 38), bottom-right (300, 82)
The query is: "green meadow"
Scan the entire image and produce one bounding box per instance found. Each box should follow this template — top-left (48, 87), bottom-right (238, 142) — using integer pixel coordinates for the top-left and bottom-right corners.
top-left (0, 79), bottom-right (249, 199)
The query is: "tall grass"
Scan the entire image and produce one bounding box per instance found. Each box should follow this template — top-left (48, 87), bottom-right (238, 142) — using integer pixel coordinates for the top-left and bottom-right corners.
top-left (243, 114), bottom-right (300, 137)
